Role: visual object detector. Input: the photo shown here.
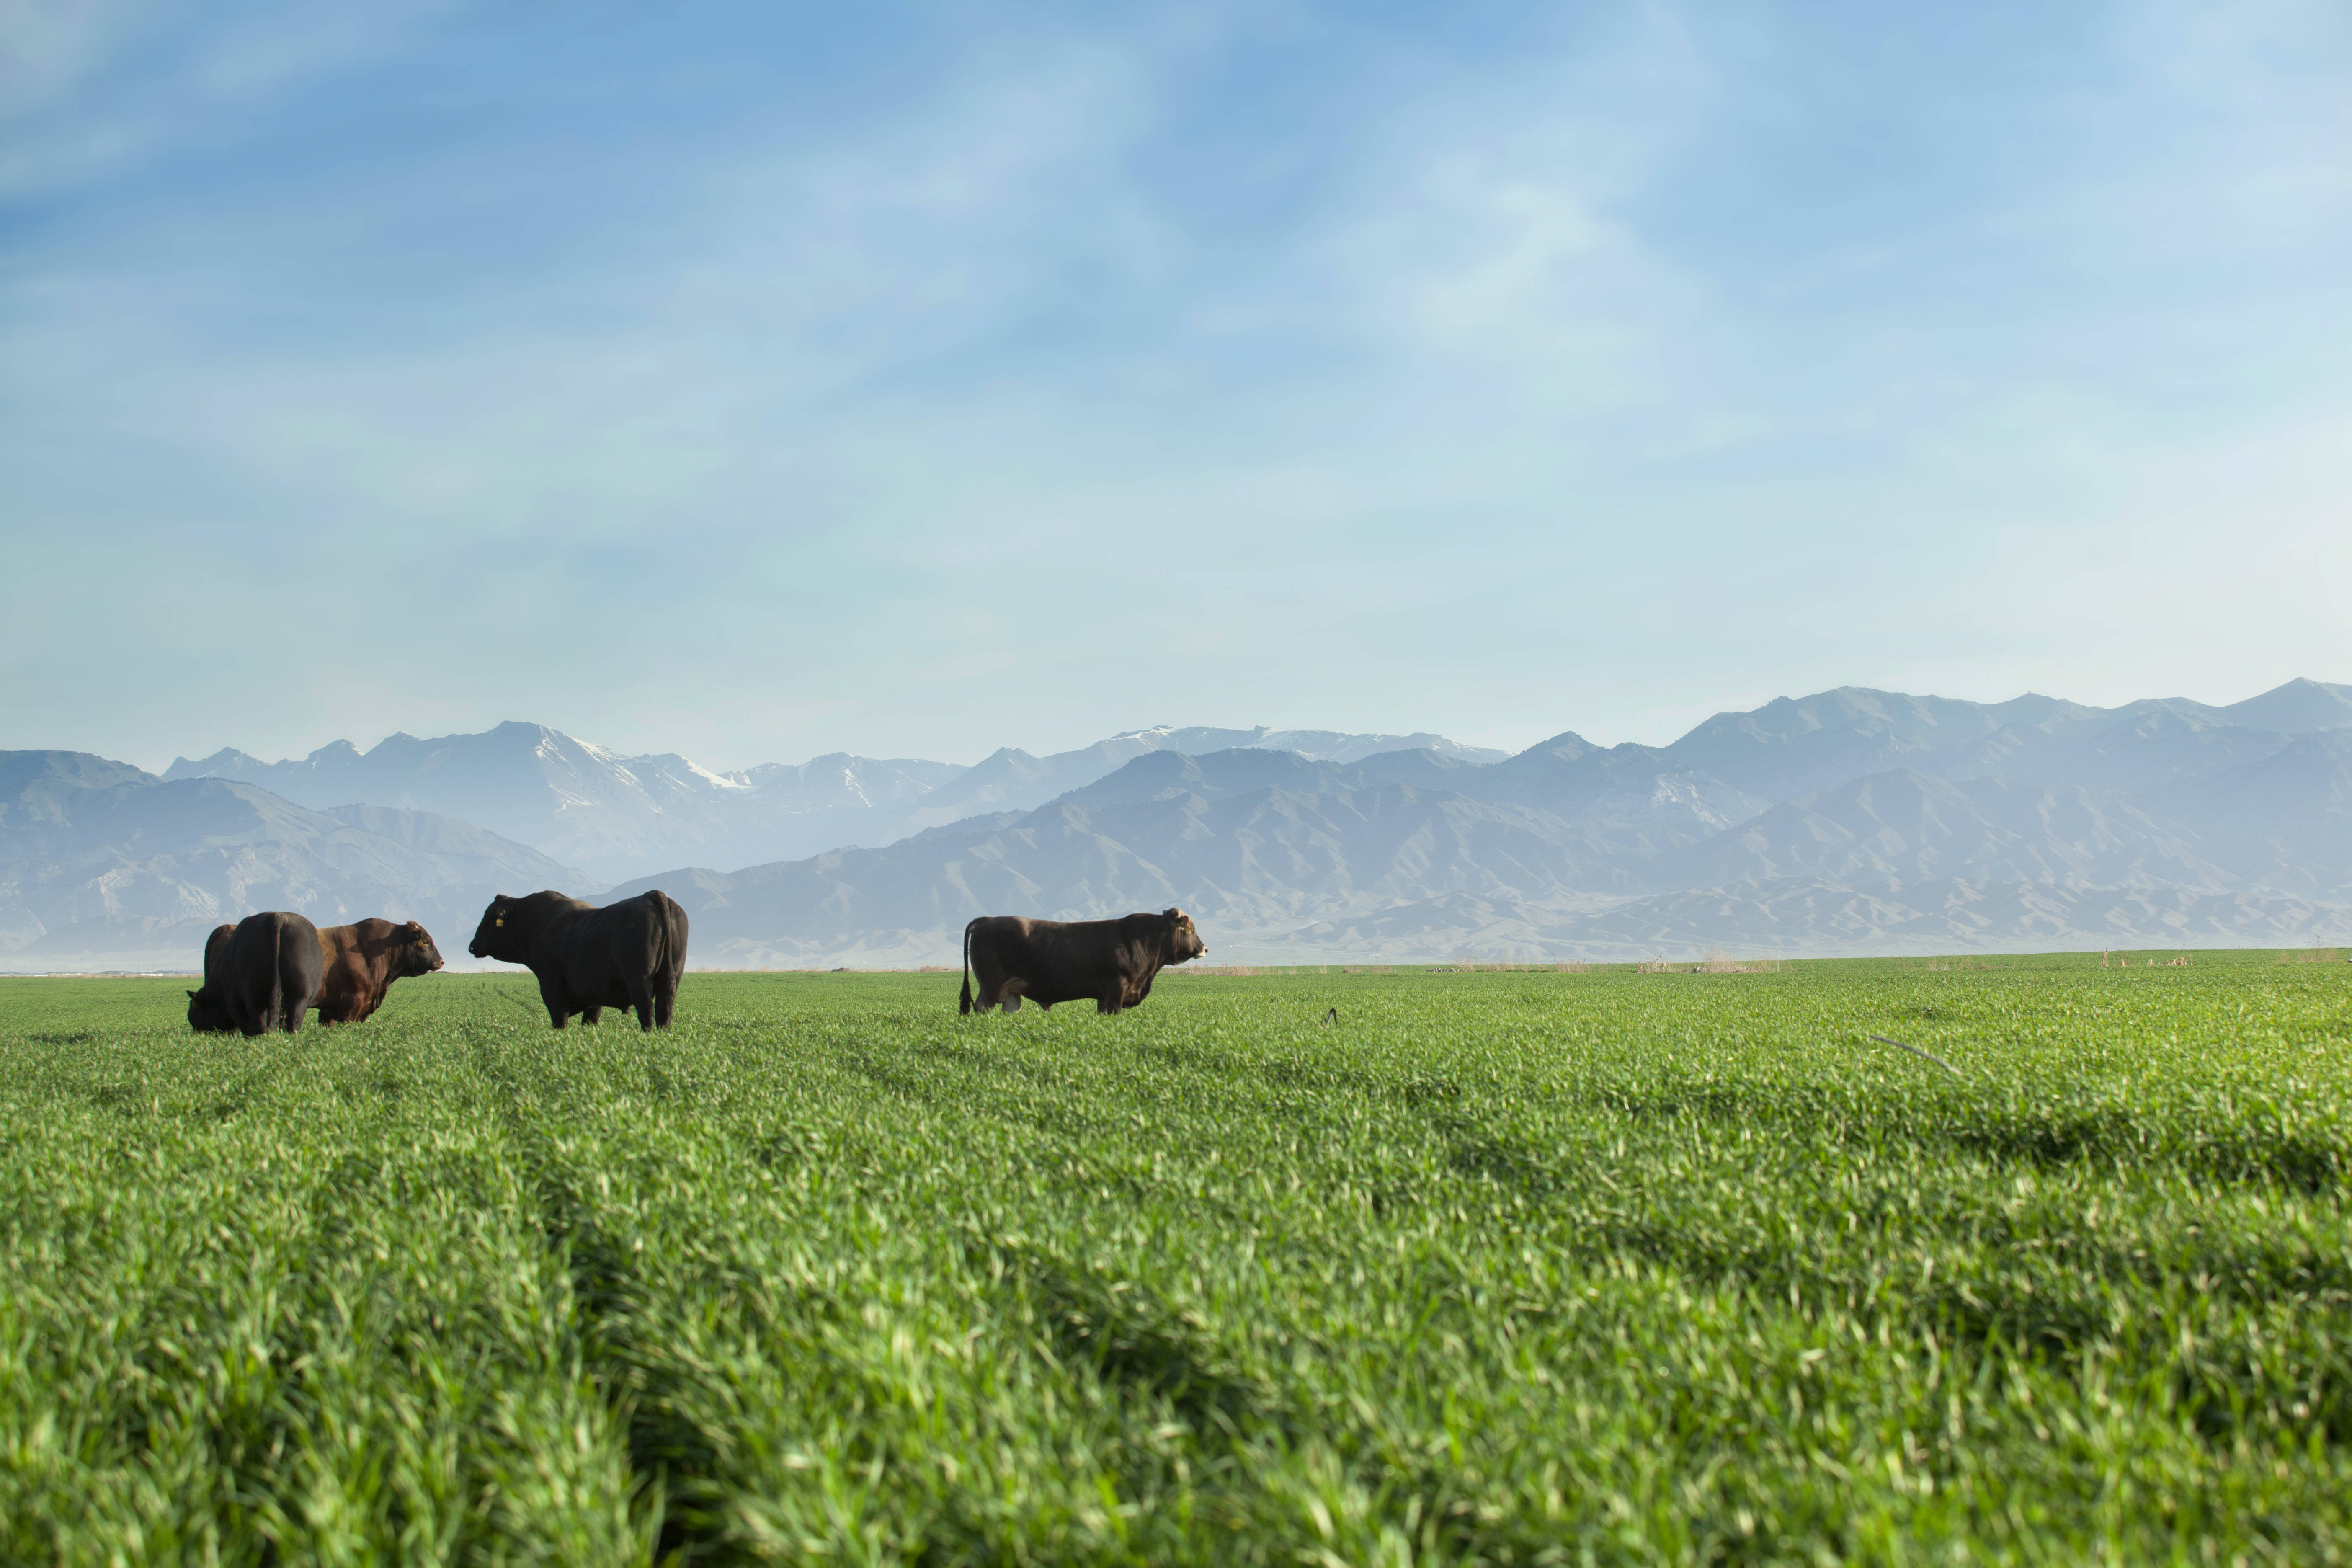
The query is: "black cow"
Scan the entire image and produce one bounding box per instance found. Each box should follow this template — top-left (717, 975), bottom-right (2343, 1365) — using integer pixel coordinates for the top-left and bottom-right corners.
top-left (469, 889), bottom-right (688, 1030)
top-left (959, 908), bottom-right (1206, 1015)
top-left (186, 910), bottom-right (325, 1035)
top-left (186, 924), bottom-right (236, 1032)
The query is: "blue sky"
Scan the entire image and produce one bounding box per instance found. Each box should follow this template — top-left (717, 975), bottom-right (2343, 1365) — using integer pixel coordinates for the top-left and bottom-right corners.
top-left (5, 0), bottom-right (2349, 771)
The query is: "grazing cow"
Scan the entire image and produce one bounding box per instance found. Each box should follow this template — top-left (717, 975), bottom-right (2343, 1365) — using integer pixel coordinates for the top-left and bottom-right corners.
top-left (315, 918), bottom-right (445, 1024)
top-left (959, 908), bottom-right (1206, 1015)
top-left (186, 924), bottom-right (237, 1032)
top-left (186, 910), bottom-right (325, 1036)
top-left (468, 889), bottom-right (688, 1031)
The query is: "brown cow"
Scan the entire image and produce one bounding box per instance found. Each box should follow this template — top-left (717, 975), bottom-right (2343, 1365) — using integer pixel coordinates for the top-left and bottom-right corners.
top-left (959, 908), bottom-right (1206, 1015)
top-left (315, 918), bottom-right (445, 1024)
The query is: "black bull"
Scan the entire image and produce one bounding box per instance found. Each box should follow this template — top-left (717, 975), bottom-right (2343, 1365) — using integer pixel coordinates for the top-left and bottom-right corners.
top-left (187, 910), bottom-right (326, 1035)
top-left (959, 909), bottom-right (1207, 1015)
top-left (469, 890), bottom-right (688, 1030)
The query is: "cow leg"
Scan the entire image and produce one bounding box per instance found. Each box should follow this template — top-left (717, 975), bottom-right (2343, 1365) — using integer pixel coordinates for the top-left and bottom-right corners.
top-left (1097, 985), bottom-right (1123, 1015)
top-left (581, 1006), bottom-right (603, 1025)
top-left (540, 977), bottom-right (572, 1029)
top-left (625, 973), bottom-right (658, 1032)
top-left (655, 967), bottom-right (679, 1028)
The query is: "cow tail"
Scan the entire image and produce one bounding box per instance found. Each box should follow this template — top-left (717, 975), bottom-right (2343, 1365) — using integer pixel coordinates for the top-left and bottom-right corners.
top-left (266, 918), bottom-right (286, 1033)
top-left (959, 918), bottom-right (975, 1016)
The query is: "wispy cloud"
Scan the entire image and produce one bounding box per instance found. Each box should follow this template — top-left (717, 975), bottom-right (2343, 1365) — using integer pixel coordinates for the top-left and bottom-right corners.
top-left (0, 0), bottom-right (452, 195)
top-left (4, 2), bottom-right (2349, 769)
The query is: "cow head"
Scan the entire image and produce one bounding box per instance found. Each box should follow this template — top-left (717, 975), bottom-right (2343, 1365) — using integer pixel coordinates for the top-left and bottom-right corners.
top-left (1162, 908), bottom-right (1207, 963)
top-left (186, 987), bottom-right (233, 1033)
top-left (399, 920), bottom-right (446, 977)
top-left (469, 896), bottom-right (520, 961)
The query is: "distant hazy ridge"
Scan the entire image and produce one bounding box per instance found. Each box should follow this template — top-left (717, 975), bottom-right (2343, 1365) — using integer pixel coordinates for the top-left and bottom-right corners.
top-left (162, 723), bottom-right (1504, 883)
top-left (10, 683), bottom-right (2351, 968)
top-left (0, 751), bottom-right (573, 971)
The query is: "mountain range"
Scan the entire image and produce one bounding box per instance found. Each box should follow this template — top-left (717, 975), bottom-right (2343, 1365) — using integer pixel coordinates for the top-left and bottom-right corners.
top-left (0, 750), bottom-right (572, 971)
top-left (164, 723), bottom-right (1504, 882)
top-left (10, 681), bottom-right (2351, 970)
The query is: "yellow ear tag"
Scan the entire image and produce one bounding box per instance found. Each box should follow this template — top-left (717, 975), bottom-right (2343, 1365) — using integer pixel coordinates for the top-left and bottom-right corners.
top-left (495, 918), bottom-right (504, 927)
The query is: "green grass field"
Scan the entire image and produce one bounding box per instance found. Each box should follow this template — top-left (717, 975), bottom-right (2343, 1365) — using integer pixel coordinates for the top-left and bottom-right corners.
top-left (2, 954), bottom-right (2347, 1564)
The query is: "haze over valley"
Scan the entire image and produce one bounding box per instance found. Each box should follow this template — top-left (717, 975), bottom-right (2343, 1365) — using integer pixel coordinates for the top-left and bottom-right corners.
top-left (11, 680), bottom-right (2350, 971)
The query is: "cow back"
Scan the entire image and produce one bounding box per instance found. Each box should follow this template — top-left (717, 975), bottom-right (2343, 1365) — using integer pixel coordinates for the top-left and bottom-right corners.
top-left (222, 911), bottom-right (324, 1034)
